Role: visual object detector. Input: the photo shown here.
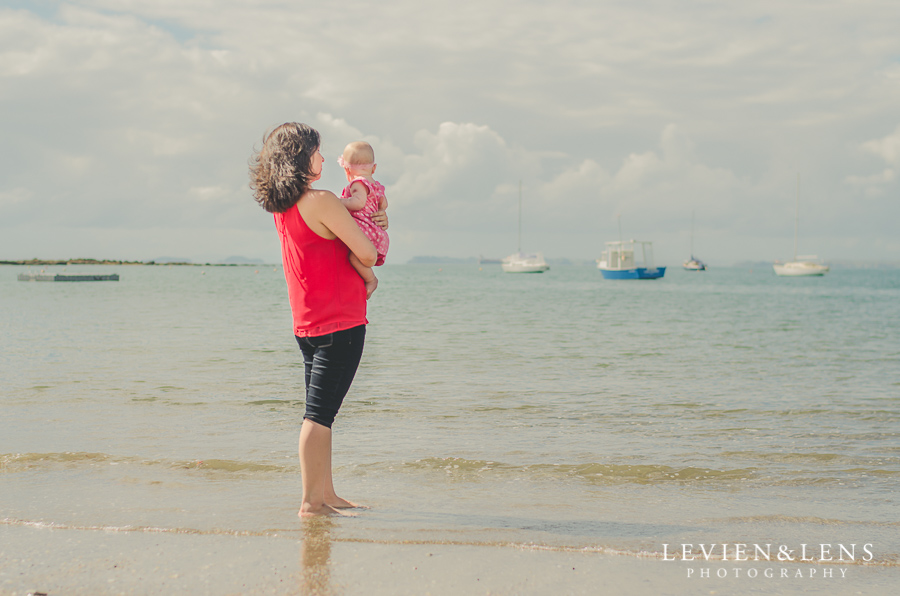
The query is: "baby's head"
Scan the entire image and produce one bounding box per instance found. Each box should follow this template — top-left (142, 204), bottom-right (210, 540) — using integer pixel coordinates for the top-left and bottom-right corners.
top-left (339, 141), bottom-right (376, 179)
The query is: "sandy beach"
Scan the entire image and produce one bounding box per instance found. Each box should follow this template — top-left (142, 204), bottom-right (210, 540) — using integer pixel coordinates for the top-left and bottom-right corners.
top-left (3, 521), bottom-right (898, 595)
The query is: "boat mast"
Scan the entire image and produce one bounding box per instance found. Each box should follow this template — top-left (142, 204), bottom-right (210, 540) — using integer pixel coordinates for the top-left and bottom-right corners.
top-left (517, 180), bottom-right (522, 254)
top-left (794, 173), bottom-right (800, 261)
top-left (690, 210), bottom-right (695, 258)
top-left (616, 214), bottom-right (624, 267)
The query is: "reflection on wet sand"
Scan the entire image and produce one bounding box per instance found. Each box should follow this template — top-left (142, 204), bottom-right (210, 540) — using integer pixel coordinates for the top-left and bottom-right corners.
top-left (300, 517), bottom-right (335, 595)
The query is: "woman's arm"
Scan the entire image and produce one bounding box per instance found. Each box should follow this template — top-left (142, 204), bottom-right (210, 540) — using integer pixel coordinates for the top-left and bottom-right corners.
top-left (314, 192), bottom-right (377, 267)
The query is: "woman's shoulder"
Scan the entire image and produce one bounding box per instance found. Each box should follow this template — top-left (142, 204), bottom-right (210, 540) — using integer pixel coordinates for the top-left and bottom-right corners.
top-left (303, 188), bottom-right (339, 202)
top-left (299, 188), bottom-right (342, 211)
top-left (297, 187), bottom-right (351, 230)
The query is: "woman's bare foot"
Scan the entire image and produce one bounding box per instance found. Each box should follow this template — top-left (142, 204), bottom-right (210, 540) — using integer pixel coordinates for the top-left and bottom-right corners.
top-left (298, 503), bottom-right (357, 517)
top-left (364, 276), bottom-right (378, 299)
top-left (327, 495), bottom-right (368, 509)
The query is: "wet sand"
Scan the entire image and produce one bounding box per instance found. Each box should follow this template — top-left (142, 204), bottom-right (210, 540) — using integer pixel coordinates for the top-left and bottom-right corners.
top-left (3, 522), bottom-right (898, 595)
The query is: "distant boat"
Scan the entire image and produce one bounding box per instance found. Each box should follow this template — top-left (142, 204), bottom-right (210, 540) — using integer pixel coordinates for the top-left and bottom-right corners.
top-left (773, 258), bottom-right (829, 276)
top-left (683, 211), bottom-right (707, 271)
top-left (597, 217), bottom-right (665, 279)
top-left (502, 252), bottom-right (550, 273)
top-left (597, 240), bottom-right (666, 279)
top-left (683, 257), bottom-right (706, 271)
top-left (503, 181), bottom-right (549, 273)
top-left (18, 273), bottom-right (119, 282)
top-left (774, 174), bottom-right (829, 277)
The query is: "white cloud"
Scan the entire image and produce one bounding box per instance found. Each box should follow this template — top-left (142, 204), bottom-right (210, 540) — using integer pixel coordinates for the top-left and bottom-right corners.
top-left (188, 186), bottom-right (228, 201)
top-left (1, 1), bottom-right (900, 263)
top-left (862, 124), bottom-right (900, 167)
top-left (0, 187), bottom-right (32, 207)
top-left (539, 159), bottom-right (612, 205)
top-left (588, 125), bottom-right (743, 223)
top-left (393, 122), bottom-right (512, 201)
top-left (845, 124), bottom-right (900, 196)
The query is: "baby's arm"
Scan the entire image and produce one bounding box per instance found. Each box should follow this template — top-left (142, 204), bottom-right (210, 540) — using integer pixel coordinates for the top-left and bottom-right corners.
top-left (339, 180), bottom-right (369, 212)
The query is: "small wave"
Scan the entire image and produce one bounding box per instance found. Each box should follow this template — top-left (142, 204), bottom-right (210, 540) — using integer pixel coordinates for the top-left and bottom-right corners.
top-left (195, 459), bottom-right (286, 473)
top-left (367, 457), bottom-right (757, 485)
top-left (245, 399), bottom-right (304, 407)
top-left (1, 452), bottom-right (113, 469)
top-left (721, 451), bottom-right (900, 473)
top-left (1, 517), bottom-right (273, 537)
top-left (3, 518), bottom-right (897, 566)
top-left (722, 451), bottom-right (846, 464)
top-left (0, 452), bottom-right (292, 474)
top-left (716, 514), bottom-right (900, 528)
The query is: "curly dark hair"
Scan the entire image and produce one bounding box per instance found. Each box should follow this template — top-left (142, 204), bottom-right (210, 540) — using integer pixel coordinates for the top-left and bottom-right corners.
top-left (249, 123), bottom-right (321, 213)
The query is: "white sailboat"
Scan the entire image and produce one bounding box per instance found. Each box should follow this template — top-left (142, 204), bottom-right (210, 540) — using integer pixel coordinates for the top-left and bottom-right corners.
top-left (502, 181), bottom-right (549, 273)
top-left (773, 174), bottom-right (829, 277)
top-left (682, 211), bottom-right (707, 271)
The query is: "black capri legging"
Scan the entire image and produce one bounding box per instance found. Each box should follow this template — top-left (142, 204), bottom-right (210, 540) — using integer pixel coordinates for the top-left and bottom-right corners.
top-left (295, 325), bottom-right (366, 428)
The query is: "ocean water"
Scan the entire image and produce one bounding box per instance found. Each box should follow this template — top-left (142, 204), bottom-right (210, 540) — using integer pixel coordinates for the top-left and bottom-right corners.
top-left (2, 263), bottom-right (899, 573)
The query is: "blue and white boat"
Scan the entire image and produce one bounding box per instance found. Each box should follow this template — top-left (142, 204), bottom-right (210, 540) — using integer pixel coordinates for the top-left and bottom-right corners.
top-left (597, 240), bottom-right (666, 280)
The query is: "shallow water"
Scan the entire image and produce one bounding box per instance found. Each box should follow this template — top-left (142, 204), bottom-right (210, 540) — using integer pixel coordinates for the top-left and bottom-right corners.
top-left (2, 263), bottom-right (899, 570)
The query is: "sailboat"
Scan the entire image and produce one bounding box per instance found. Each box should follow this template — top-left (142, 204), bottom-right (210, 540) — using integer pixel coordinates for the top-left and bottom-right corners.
top-left (682, 211), bottom-right (707, 271)
top-left (773, 174), bottom-right (829, 277)
top-left (502, 181), bottom-right (549, 273)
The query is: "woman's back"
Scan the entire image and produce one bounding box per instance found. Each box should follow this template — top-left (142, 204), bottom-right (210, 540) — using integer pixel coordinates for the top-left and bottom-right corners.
top-left (275, 199), bottom-right (367, 338)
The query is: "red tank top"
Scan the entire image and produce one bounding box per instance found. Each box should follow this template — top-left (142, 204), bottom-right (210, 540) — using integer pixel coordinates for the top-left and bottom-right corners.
top-left (274, 204), bottom-right (367, 337)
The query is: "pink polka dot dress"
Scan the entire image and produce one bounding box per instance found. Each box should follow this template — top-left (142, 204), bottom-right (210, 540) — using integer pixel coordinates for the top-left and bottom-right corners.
top-left (341, 177), bottom-right (389, 265)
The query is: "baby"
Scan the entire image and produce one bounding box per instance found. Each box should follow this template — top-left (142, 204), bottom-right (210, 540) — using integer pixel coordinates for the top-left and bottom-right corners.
top-left (338, 141), bottom-right (389, 298)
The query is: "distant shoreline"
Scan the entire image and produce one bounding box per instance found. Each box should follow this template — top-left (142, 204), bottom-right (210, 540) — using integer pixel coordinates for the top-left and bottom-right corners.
top-left (0, 259), bottom-right (268, 267)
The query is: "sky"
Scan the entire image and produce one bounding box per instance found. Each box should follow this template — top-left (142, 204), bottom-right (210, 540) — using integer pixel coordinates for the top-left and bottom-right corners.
top-left (1, 0), bottom-right (899, 266)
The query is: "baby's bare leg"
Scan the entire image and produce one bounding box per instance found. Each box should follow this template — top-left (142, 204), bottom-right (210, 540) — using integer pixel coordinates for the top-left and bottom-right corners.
top-left (349, 253), bottom-right (378, 299)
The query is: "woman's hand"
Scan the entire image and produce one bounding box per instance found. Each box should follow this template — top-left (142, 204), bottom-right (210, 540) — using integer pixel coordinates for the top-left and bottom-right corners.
top-left (370, 196), bottom-right (389, 230)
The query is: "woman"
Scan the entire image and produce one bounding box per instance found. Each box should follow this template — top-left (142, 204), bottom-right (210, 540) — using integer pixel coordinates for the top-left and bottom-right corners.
top-left (250, 123), bottom-right (386, 516)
